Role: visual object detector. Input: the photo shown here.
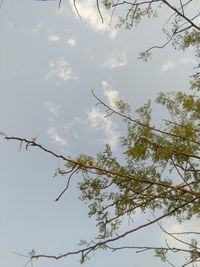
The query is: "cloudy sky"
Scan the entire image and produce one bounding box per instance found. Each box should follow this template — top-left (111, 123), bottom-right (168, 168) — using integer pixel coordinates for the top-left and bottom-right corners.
top-left (0, 1), bottom-right (198, 267)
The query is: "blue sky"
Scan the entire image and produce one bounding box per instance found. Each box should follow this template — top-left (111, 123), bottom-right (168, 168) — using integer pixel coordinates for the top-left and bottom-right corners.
top-left (0, 1), bottom-right (198, 267)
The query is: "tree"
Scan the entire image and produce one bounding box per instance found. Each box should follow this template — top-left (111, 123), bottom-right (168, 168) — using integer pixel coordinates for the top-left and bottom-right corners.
top-left (1, 0), bottom-right (200, 266)
top-left (69, 0), bottom-right (200, 84)
top-left (70, 0), bottom-right (200, 60)
top-left (3, 88), bottom-right (200, 266)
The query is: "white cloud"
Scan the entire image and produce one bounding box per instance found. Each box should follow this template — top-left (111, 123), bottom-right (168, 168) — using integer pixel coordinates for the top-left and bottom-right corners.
top-left (67, 36), bottom-right (76, 47)
top-left (69, 0), bottom-right (117, 39)
top-left (161, 61), bottom-right (176, 72)
top-left (87, 81), bottom-right (120, 148)
top-left (87, 106), bottom-right (119, 149)
top-left (48, 34), bottom-right (61, 43)
top-left (179, 56), bottom-right (196, 65)
top-left (63, 117), bottom-right (82, 130)
top-left (102, 81), bottom-right (119, 109)
top-left (44, 101), bottom-right (62, 122)
top-left (104, 51), bottom-right (127, 69)
top-left (45, 57), bottom-right (78, 82)
top-left (47, 127), bottom-right (67, 146)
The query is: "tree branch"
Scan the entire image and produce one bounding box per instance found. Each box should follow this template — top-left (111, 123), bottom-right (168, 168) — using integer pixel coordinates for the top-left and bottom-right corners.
top-left (4, 135), bottom-right (200, 198)
top-left (31, 195), bottom-right (200, 261)
top-left (92, 90), bottom-right (200, 146)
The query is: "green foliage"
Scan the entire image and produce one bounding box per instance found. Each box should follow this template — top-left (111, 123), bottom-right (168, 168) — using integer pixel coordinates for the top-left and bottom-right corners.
top-left (138, 51), bottom-right (152, 62)
top-left (5, 0), bottom-right (199, 265)
top-left (154, 248), bottom-right (167, 262)
top-left (101, 0), bottom-right (112, 9)
top-left (102, 0), bottom-right (200, 90)
top-left (28, 249), bottom-right (35, 257)
top-left (191, 72), bottom-right (200, 91)
top-left (189, 239), bottom-right (200, 261)
top-left (71, 81), bottom-right (200, 264)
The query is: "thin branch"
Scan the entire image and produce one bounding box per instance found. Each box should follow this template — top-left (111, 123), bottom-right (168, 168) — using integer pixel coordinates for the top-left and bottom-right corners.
top-left (170, 157), bottom-right (192, 190)
top-left (173, 163), bottom-right (200, 173)
top-left (177, 13), bottom-right (200, 32)
top-left (96, 0), bottom-right (104, 23)
top-left (162, 0), bottom-right (200, 31)
top-left (165, 257), bottom-right (176, 267)
top-left (140, 136), bottom-right (200, 160)
top-left (23, 259), bottom-right (33, 267)
top-left (91, 90), bottom-right (200, 147)
top-left (109, 0), bottom-right (120, 25)
top-left (169, 231), bottom-right (200, 235)
top-left (182, 256), bottom-right (200, 267)
top-left (31, 195), bottom-right (200, 261)
top-left (11, 251), bottom-right (30, 258)
top-left (157, 222), bottom-right (200, 251)
top-left (106, 244), bottom-right (193, 254)
top-left (144, 31), bottom-right (176, 54)
top-left (179, 0), bottom-right (184, 15)
top-left (163, 119), bottom-right (200, 133)
top-left (55, 166), bottom-right (80, 201)
top-left (73, 0), bottom-right (82, 19)
top-left (99, 183), bottom-right (191, 230)
top-left (11, 251), bottom-right (32, 267)
top-left (4, 135), bottom-right (200, 198)
top-left (112, 0), bottom-right (161, 8)
top-left (58, 0), bottom-right (62, 9)
top-left (164, 0), bottom-right (193, 25)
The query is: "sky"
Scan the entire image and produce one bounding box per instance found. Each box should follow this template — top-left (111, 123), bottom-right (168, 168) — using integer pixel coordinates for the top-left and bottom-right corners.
top-left (0, 1), bottom-right (198, 267)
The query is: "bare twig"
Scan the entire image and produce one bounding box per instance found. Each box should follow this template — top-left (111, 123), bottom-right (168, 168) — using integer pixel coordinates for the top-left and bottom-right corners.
top-left (157, 222), bottom-right (200, 251)
top-left (96, 0), bottom-right (104, 23)
top-left (73, 0), bottom-right (82, 19)
top-left (106, 244), bottom-right (194, 254)
top-left (170, 156), bottom-right (193, 190)
top-left (55, 166), bottom-right (80, 201)
top-left (169, 231), bottom-right (200, 235)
